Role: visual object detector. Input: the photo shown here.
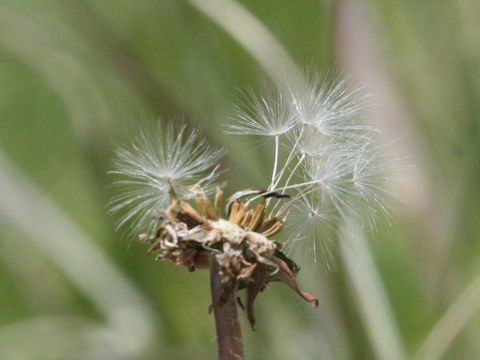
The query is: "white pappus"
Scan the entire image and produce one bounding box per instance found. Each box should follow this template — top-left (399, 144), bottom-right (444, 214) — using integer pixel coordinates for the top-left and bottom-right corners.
top-left (109, 123), bottom-right (224, 236)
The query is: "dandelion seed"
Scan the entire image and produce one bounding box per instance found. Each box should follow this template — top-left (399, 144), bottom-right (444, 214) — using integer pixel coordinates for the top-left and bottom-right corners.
top-left (286, 126), bottom-right (330, 158)
top-left (349, 139), bottom-right (395, 230)
top-left (227, 86), bottom-right (296, 137)
top-left (283, 193), bottom-right (339, 269)
top-left (109, 122), bottom-right (224, 235)
top-left (286, 71), bottom-right (375, 138)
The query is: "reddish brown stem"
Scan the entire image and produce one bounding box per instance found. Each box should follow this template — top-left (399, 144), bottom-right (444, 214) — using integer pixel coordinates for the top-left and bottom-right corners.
top-left (210, 258), bottom-right (244, 360)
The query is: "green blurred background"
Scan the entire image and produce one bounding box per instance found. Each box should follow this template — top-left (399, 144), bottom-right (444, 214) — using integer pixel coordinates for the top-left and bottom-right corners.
top-left (0, 0), bottom-right (479, 359)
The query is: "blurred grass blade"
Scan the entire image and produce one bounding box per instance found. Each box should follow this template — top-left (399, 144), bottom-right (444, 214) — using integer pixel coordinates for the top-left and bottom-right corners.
top-left (0, 316), bottom-right (108, 359)
top-left (0, 5), bottom-right (110, 139)
top-left (188, 0), bottom-right (299, 85)
top-left (334, 0), bottom-right (449, 298)
top-left (414, 274), bottom-right (480, 360)
top-left (0, 151), bottom-right (155, 358)
top-left (341, 222), bottom-right (407, 360)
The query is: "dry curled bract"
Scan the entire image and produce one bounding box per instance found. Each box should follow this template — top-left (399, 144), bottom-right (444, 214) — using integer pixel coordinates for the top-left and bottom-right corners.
top-left (140, 188), bottom-right (318, 328)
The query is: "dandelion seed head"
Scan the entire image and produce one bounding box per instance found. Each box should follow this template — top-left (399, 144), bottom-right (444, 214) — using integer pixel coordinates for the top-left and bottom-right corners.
top-left (109, 122), bottom-right (225, 235)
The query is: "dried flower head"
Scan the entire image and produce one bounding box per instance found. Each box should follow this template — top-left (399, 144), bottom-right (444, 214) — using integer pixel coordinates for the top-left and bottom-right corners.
top-left (138, 188), bottom-right (318, 328)
top-left (110, 70), bottom-right (392, 327)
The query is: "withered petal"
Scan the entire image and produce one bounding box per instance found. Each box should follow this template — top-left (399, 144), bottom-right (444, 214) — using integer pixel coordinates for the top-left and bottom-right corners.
top-left (271, 257), bottom-right (319, 307)
top-left (245, 265), bottom-right (268, 329)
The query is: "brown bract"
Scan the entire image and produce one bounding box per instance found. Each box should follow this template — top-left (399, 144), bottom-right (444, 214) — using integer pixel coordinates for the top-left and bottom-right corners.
top-left (139, 189), bottom-right (318, 328)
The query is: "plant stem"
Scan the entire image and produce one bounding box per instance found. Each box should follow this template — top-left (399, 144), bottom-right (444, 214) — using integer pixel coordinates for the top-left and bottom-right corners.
top-left (210, 258), bottom-right (244, 360)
